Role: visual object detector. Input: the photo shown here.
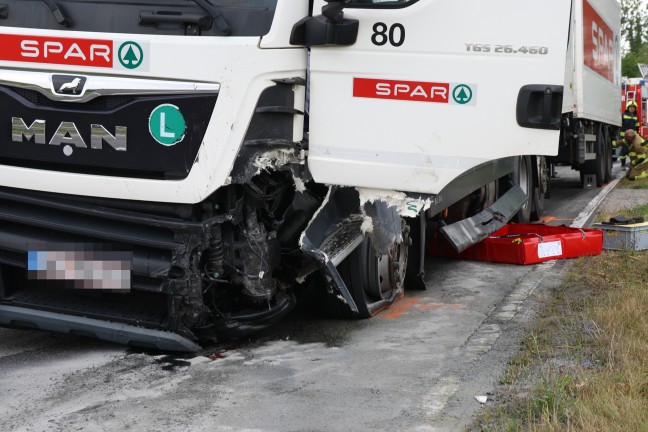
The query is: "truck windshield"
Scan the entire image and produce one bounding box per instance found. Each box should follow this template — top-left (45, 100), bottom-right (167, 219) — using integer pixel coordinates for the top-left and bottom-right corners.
top-left (0, 0), bottom-right (279, 36)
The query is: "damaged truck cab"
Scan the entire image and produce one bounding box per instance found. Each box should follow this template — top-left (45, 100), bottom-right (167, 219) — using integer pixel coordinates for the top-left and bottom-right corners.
top-left (0, 0), bottom-right (570, 351)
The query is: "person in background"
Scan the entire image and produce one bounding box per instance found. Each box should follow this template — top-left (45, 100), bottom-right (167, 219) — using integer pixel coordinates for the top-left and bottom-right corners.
top-left (613, 129), bottom-right (648, 180)
top-left (617, 100), bottom-right (640, 168)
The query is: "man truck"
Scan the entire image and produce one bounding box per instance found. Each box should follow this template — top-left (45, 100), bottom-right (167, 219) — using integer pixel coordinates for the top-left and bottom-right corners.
top-left (0, 0), bottom-right (576, 351)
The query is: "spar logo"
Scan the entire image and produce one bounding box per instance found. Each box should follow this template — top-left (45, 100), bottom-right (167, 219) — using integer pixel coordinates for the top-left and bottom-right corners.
top-left (0, 34), bottom-right (148, 71)
top-left (583, 0), bottom-right (618, 83)
top-left (354, 78), bottom-right (476, 106)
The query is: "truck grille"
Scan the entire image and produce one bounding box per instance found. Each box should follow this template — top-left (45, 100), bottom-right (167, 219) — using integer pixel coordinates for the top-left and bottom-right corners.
top-left (0, 86), bottom-right (217, 180)
top-left (9, 87), bottom-right (136, 111)
top-left (0, 186), bottom-right (209, 332)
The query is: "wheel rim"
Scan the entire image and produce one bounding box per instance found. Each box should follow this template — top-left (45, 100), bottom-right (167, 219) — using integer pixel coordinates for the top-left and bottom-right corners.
top-left (538, 157), bottom-right (548, 195)
top-left (363, 223), bottom-right (409, 315)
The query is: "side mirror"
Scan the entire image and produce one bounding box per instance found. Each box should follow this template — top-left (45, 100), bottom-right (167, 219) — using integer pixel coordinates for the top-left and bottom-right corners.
top-left (290, 0), bottom-right (359, 47)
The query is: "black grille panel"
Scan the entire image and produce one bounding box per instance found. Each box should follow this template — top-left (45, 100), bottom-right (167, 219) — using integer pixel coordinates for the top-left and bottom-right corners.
top-left (0, 86), bottom-right (217, 179)
top-left (0, 186), bottom-right (210, 332)
top-left (8, 87), bottom-right (136, 111)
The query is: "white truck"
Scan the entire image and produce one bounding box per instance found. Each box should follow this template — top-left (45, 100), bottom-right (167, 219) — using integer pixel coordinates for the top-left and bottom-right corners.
top-left (0, 0), bottom-right (571, 351)
top-left (552, 0), bottom-right (622, 187)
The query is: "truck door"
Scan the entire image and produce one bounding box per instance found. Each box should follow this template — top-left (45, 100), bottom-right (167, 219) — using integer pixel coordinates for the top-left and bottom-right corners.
top-left (306, 0), bottom-right (571, 195)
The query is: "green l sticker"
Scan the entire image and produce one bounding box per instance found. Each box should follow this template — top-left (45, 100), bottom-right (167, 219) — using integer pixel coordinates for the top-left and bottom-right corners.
top-left (149, 104), bottom-right (186, 146)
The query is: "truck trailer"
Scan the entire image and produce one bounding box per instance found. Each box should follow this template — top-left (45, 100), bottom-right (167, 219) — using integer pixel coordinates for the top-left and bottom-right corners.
top-left (552, 0), bottom-right (622, 187)
top-left (0, 0), bottom-right (573, 351)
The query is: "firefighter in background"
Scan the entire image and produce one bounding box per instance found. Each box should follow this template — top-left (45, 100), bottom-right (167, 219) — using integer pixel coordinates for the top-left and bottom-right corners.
top-left (615, 100), bottom-right (640, 168)
top-left (613, 129), bottom-right (648, 180)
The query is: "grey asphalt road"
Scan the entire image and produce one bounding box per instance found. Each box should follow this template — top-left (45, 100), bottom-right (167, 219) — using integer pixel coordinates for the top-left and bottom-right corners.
top-left (0, 163), bottom-right (624, 432)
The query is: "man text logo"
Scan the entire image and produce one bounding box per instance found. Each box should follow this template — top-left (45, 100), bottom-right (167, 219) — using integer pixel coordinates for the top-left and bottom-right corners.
top-left (12, 118), bottom-right (127, 156)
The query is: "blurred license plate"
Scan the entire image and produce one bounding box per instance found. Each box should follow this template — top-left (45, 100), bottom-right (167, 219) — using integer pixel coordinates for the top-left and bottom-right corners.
top-left (27, 247), bottom-right (132, 291)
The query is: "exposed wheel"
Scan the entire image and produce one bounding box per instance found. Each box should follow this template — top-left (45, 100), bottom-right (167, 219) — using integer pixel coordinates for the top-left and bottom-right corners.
top-left (531, 156), bottom-right (547, 221)
top-left (327, 222), bottom-right (409, 319)
top-left (512, 156), bottom-right (532, 223)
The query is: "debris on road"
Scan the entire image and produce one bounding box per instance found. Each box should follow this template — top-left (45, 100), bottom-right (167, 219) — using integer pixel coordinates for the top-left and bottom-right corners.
top-left (430, 224), bottom-right (603, 265)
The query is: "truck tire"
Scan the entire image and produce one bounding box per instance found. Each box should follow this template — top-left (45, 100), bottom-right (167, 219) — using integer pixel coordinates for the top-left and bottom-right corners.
top-left (531, 156), bottom-right (547, 221)
top-left (513, 156), bottom-right (532, 223)
top-left (603, 126), bottom-right (613, 183)
top-left (326, 223), bottom-right (408, 319)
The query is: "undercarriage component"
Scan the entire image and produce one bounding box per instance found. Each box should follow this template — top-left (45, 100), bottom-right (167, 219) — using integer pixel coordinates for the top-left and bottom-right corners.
top-left (194, 291), bottom-right (295, 341)
top-left (205, 224), bottom-right (224, 280)
top-left (300, 186), bottom-right (409, 317)
top-left (404, 214), bottom-right (427, 291)
top-left (241, 205), bottom-right (277, 301)
top-left (337, 223), bottom-right (409, 318)
top-left (440, 185), bottom-right (526, 253)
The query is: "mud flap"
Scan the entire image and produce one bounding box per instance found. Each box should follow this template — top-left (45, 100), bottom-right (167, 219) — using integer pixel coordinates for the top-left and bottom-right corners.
top-left (440, 186), bottom-right (526, 253)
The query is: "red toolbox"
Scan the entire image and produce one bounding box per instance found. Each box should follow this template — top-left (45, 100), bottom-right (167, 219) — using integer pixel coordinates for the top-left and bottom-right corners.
top-left (429, 224), bottom-right (603, 265)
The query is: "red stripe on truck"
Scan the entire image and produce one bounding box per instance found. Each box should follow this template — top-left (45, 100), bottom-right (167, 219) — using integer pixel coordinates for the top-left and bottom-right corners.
top-left (354, 78), bottom-right (450, 103)
top-left (583, 0), bottom-right (617, 83)
top-left (0, 34), bottom-right (112, 68)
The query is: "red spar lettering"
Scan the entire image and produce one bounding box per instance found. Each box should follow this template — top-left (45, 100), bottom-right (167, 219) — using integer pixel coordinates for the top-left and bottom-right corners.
top-left (355, 78), bottom-right (450, 103)
top-left (0, 34), bottom-right (112, 68)
top-left (583, 0), bottom-right (616, 82)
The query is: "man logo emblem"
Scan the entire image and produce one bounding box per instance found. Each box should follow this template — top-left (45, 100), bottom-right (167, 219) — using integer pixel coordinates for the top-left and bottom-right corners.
top-left (59, 78), bottom-right (82, 93)
top-left (51, 75), bottom-right (88, 97)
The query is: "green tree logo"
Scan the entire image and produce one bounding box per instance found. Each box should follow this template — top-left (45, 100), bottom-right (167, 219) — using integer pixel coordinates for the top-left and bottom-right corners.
top-left (452, 84), bottom-right (473, 105)
top-left (118, 42), bottom-right (143, 69)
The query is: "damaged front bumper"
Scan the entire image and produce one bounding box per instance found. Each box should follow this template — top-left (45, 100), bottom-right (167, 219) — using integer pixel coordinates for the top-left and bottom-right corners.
top-left (0, 304), bottom-right (201, 351)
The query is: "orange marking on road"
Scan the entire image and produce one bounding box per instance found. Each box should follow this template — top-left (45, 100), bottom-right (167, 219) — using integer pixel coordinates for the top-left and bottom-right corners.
top-left (369, 291), bottom-right (405, 317)
top-left (416, 304), bottom-right (464, 310)
top-left (540, 216), bottom-right (573, 223)
top-left (380, 297), bottom-right (422, 319)
top-left (380, 298), bottom-right (464, 319)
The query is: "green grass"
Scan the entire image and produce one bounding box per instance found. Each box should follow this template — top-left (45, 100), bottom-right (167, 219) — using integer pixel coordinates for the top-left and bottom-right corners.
top-left (474, 202), bottom-right (648, 431)
top-left (596, 202), bottom-right (648, 223)
top-left (617, 176), bottom-right (648, 189)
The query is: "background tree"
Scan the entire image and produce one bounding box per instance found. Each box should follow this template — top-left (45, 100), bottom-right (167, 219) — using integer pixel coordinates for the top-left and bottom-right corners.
top-left (621, 0), bottom-right (648, 77)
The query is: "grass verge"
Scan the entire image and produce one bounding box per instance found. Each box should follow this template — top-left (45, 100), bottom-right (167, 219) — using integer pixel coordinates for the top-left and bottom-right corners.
top-left (617, 176), bottom-right (648, 189)
top-left (473, 205), bottom-right (648, 431)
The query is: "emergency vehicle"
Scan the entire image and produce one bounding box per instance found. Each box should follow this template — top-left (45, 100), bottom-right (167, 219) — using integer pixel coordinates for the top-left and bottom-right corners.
top-left (622, 78), bottom-right (648, 137)
top-left (0, 0), bottom-right (575, 350)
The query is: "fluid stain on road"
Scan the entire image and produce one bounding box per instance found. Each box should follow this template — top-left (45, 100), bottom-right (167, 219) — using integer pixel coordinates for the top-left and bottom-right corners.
top-left (380, 297), bottom-right (464, 319)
